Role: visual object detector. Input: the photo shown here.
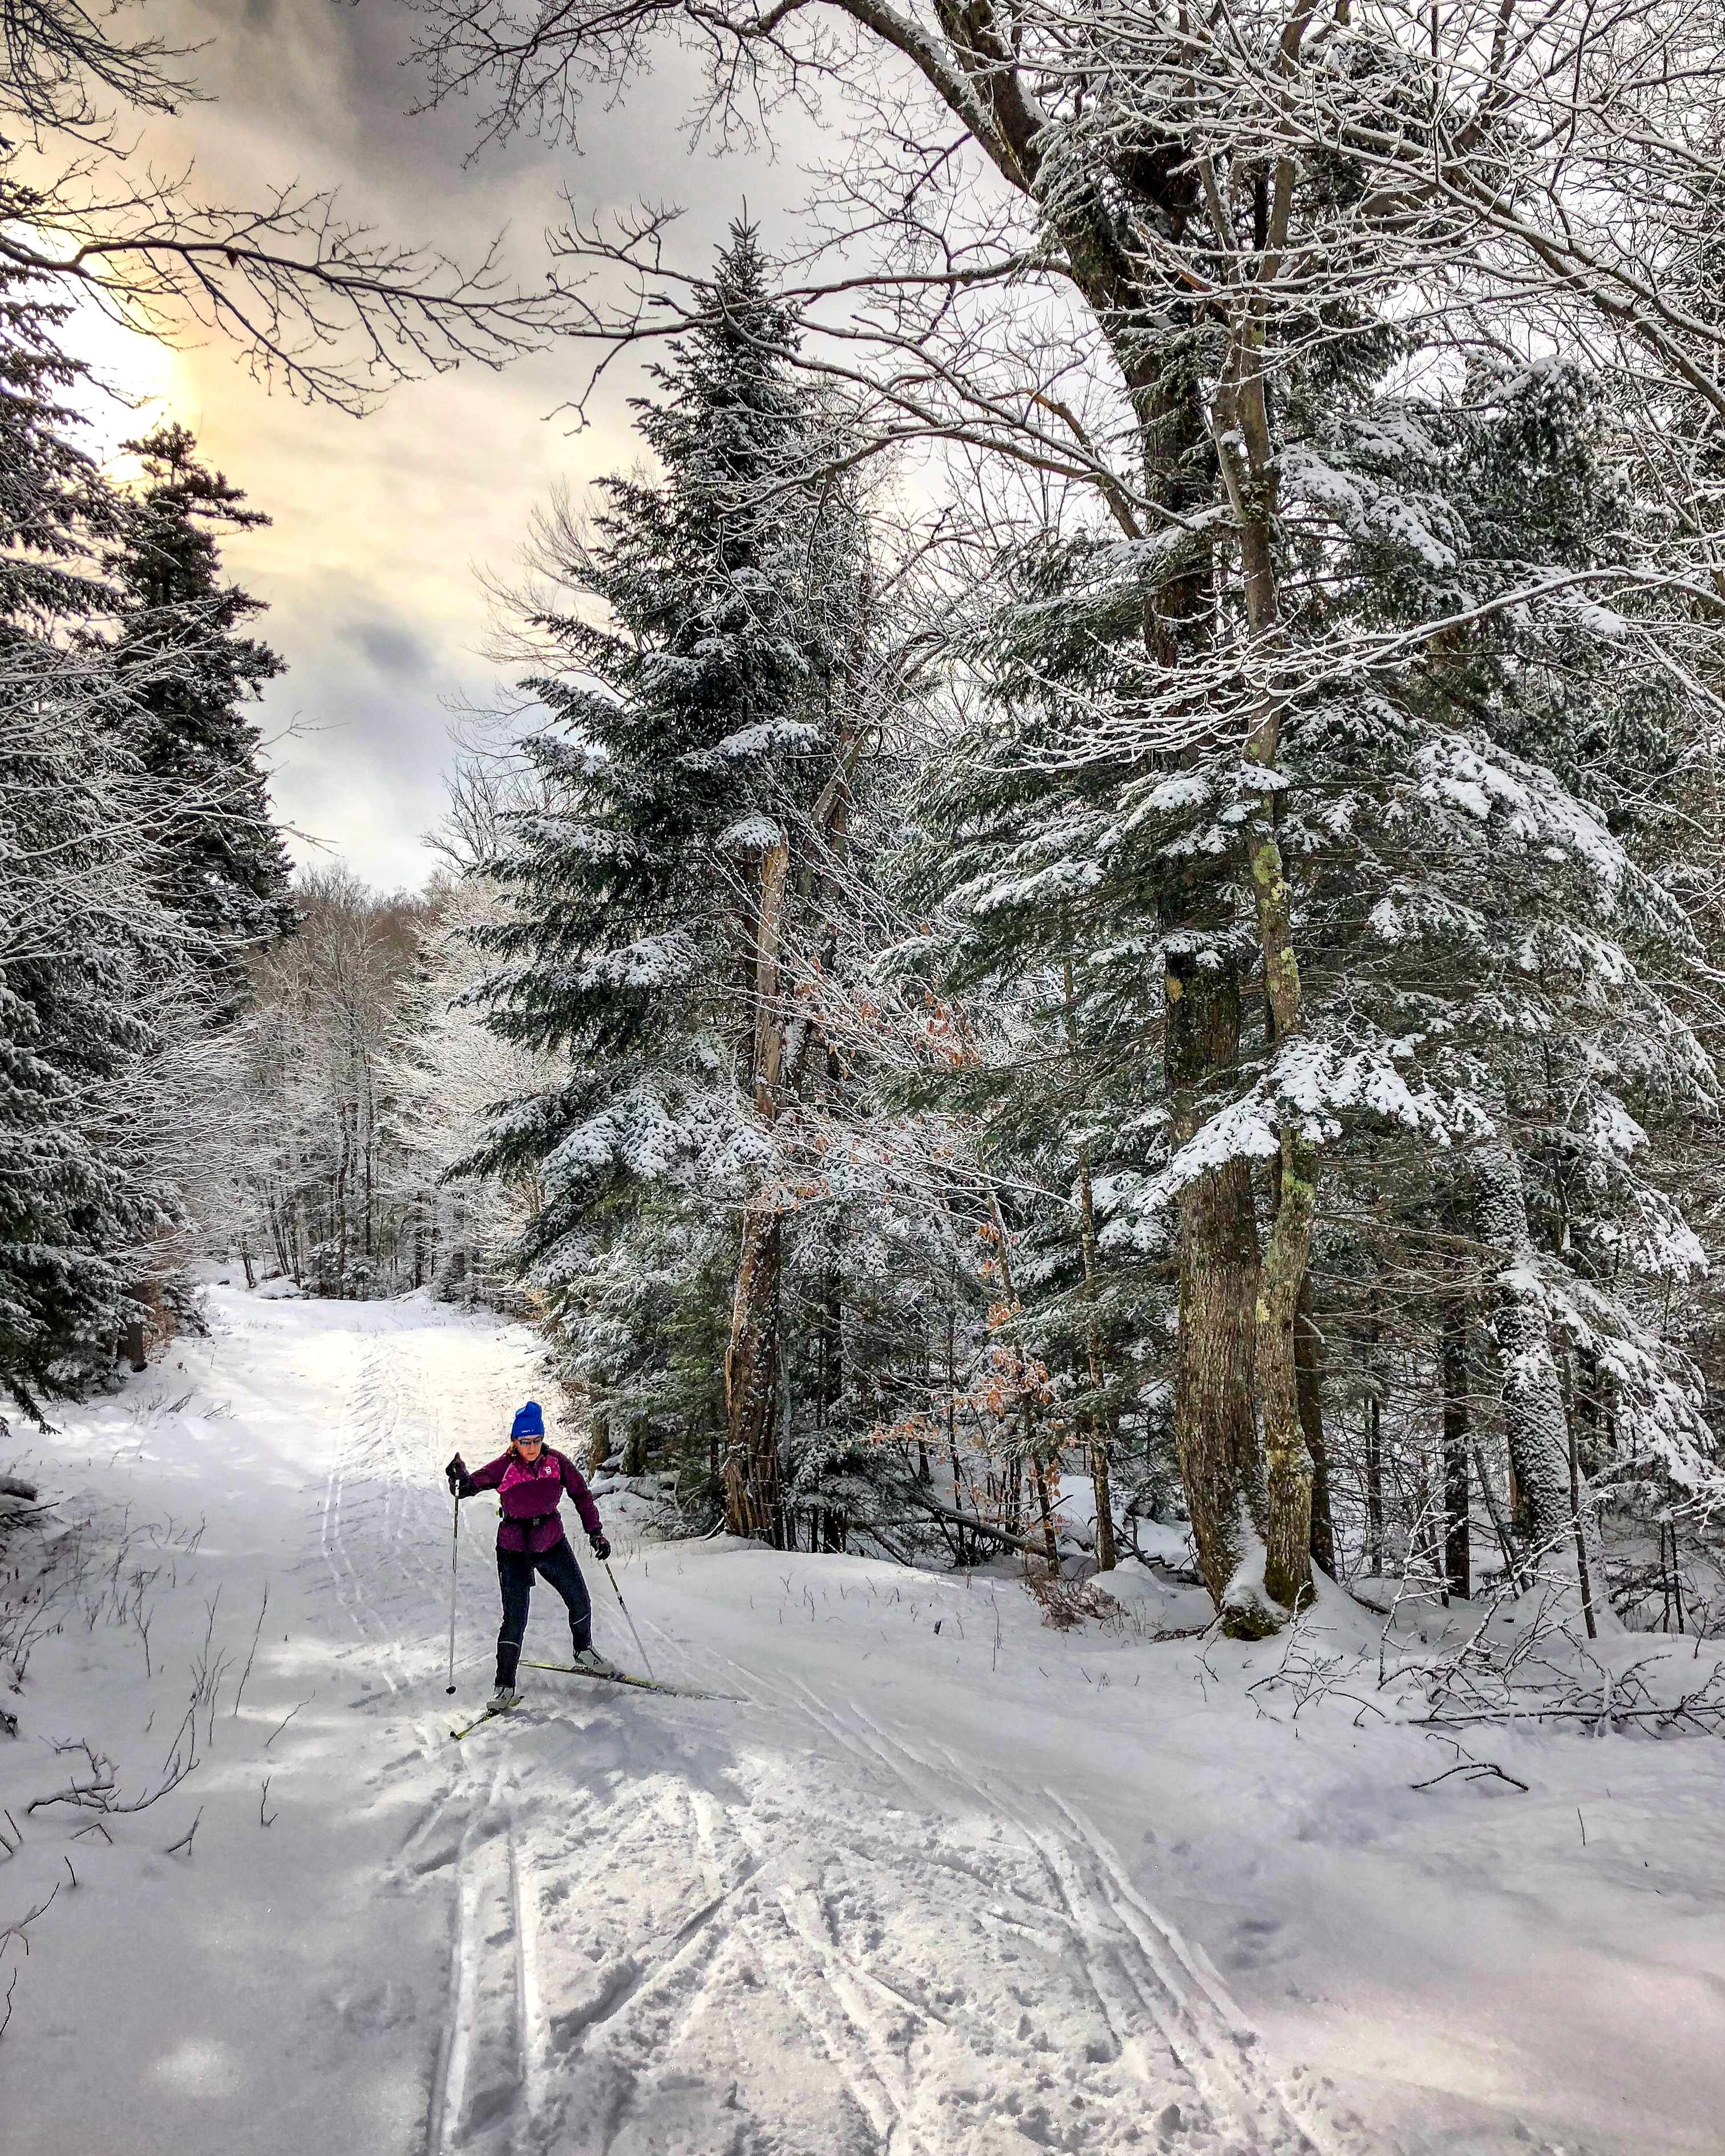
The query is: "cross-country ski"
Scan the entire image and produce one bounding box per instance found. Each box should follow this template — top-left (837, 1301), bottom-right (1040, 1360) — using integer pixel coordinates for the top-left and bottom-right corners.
top-left (450, 1664), bottom-right (717, 1736)
top-left (520, 1659), bottom-right (722, 1700)
top-left (449, 1700), bottom-right (517, 1742)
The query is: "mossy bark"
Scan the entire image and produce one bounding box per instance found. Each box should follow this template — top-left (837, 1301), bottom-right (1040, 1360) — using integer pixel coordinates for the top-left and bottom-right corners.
top-left (1165, 946), bottom-right (1265, 1621)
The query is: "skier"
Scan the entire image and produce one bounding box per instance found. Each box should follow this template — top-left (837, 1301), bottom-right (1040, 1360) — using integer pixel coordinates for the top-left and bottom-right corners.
top-left (446, 1401), bottom-right (618, 1712)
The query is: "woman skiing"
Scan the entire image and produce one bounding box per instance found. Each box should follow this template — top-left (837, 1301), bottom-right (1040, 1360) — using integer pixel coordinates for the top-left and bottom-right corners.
top-left (446, 1401), bottom-right (618, 1711)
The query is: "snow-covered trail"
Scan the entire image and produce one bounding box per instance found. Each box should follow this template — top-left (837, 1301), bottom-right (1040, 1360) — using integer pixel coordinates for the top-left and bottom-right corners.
top-left (0, 1290), bottom-right (1338, 2156)
top-left (4, 1291), bottom-right (1725, 2155)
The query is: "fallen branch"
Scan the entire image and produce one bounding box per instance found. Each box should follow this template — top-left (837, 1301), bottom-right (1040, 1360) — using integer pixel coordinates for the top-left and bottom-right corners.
top-left (0, 1877), bottom-right (58, 1950)
top-left (898, 1488), bottom-right (1063, 1561)
top-left (1412, 1760), bottom-right (1529, 1793)
top-left (29, 1725), bottom-right (199, 1816)
top-left (1417, 1703), bottom-right (1723, 1729)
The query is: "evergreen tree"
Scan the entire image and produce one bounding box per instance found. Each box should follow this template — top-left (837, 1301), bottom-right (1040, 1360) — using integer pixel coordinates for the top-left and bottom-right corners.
top-left (107, 423), bottom-right (293, 1019)
top-left (901, 538), bottom-right (1188, 1574)
top-left (0, 270), bottom-right (112, 626)
top-left (911, 344), bottom-right (1723, 1618)
top-left (473, 225), bottom-right (872, 1539)
top-left (0, 272), bottom-right (176, 1412)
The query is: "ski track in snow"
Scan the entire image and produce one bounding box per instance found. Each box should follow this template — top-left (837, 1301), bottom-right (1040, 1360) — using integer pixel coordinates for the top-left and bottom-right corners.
top-left (0, 1293), bottom-right (1381, 2156)
top-left (287, 1311), bottom-right (1364, 2156)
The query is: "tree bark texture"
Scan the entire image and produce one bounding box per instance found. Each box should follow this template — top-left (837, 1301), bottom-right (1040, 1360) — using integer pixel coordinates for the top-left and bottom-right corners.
top-left (1031, 1456), bottom-right (1060, 1569)
top-left (1214, 291), bottom-right (1316, 1620)
top-left (1440, 1298), bottom-right (1471, 1602)
top-left (1165, 946), bottom-right (1266, 1627)
top-left (1058, 954), bottom-right (1119, 1572)
top-left (1363, 1282), bottom-right (1384, 1574)
top-left (724, 1205), bottom-right (783, 1543)
top-left (1474, 1145), bottom-right (1593, 1572)
top-left (985, 1185), bottom-right (1063, 1570)
top-left (1558, 1351), bottom-right (1601, 1638)
top-left (723, 838), bottom-right (792, 1543)
top-left (1255, 1133), bottom-right (1317, 1614)
top-left (1075, 1141), bottom-right (1118, 1573)
top-left (1295, 1271), bottom-right (1335, 1577)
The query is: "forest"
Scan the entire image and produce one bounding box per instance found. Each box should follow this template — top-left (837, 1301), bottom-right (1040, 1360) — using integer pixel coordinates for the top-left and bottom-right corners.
top-left (9, 3), bottom-right (1725, 2147)
top-left (5, 0), bottom-right (1725, 1653)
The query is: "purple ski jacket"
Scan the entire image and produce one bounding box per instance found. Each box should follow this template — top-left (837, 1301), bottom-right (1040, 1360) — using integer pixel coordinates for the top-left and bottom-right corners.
top-left (459, 1446), bottom-right (604, 1556)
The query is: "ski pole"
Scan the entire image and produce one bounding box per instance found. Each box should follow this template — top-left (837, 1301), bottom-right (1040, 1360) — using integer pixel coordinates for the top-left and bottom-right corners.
top-left (446, 1492), bottom-right (460, 1695)
top-left (604, 1559), bottom-right (654, 1680)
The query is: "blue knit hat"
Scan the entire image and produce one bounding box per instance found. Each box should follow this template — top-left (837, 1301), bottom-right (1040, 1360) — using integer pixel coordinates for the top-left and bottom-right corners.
top-left (511, 1401), bottom-right (545, 1441)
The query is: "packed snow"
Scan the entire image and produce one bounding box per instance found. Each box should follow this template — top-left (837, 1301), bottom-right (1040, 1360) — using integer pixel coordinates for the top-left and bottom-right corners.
top-left (3, 1289), bottom-right (1723, 2155)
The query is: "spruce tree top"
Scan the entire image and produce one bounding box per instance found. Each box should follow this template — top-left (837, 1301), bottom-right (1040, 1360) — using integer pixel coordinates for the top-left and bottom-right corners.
top-left (107, 422), bottom-right (294, 1012)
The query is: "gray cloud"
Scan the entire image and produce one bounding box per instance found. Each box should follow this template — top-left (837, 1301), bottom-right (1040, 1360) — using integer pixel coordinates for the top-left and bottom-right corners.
top-left (343, 618), bottom-right (433, 680)
top-left (106, 2), bottom-right (809, 890)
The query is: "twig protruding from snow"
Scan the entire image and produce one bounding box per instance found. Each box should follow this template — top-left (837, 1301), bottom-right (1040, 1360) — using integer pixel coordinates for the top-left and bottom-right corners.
top-left (163, 1806), bottom-right (203, 1858)
top-left (1411, 1760), bottom-right (1529, 1794)
top-left (232, 1584), bottom-right (269, 1718)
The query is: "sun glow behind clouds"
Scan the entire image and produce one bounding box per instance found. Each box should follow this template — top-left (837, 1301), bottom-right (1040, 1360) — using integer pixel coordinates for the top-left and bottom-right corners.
top-left (30, 0), bottom-right (799, 890)
top-left (63, 292), bottom-right (181, 472)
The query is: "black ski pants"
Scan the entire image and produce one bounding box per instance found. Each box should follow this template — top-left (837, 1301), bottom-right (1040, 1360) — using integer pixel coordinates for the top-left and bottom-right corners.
top-left (496, 1535), bottom-right (590, 1687)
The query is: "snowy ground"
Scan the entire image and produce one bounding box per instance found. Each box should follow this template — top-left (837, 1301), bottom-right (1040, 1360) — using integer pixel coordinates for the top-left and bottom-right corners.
top-left (3, 1291), bottom-right (1724, 2156)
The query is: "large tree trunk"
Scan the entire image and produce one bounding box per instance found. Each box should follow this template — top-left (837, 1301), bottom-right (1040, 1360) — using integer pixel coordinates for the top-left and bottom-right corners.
top-left (1030, 1449), bottom-right (1060, 1569)
top-left (1217, 310), bottom-right (1317, 1620)
top-left (1256, 1132), bottom-right (1317, 1615)
top-left (1296, 1270), bottom-right (1335, 1578)
top-left (1474, 1144), bottom-right (1600, 1592)
top-left (1165, 945), bottom-right (1266, 1627)
top-left (722, 678), bottom-right (865, 1546)
top-left (723, 1206), bottom-right (784, 1542)
top-left (1364, 1284), bottom-right (1384, 1574)
top-left (1441, 1296), bottom-right (1471, 1602)
top-left (1027, 155), bottom-right (1297, 1627)
top-left (1075, 1143), bottom-right (1117, 1573)
top-left (984, 1186), bottom-right (1062, 1569)
top-left (1060, 945), bottom-right (1119, 1577)
top-left (723, 837), bottom-right (792, 1542)
top-left (1557, 1349), bottom-right (1601, 1638)
top-left (1063, 201), bottom-right (1286, 1625)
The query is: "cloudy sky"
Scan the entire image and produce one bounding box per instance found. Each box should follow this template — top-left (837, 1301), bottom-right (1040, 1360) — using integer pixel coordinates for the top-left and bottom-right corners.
top-left (79, 0), bottom-right (805, 890)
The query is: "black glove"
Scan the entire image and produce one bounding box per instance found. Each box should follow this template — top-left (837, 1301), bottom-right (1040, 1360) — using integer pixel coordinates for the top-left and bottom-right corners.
top-left (445, 1453), bottom-right (468, 1496)
top-left (590, 1533), bottom-right (612, 1562)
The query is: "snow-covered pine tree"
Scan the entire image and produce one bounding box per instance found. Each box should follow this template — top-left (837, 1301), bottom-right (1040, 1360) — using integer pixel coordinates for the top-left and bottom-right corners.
top-left (418, 0), bottom-right (1725, 1637)
top-left (107, 423), bottom-right (293, 1020)
top-left (0, 270), bottom-right (179, 1410)
top-left (901, 534), bottom-right (1194, 1578)
top-left (472, 224), bottom-right (872, 1542)
top-left (1325, 361), bottom-right (1722, 1586)
top-left (903, 324), bottom-right (1723, 1621)
top-left (1089, 349), bottom-right (1725, 1603)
